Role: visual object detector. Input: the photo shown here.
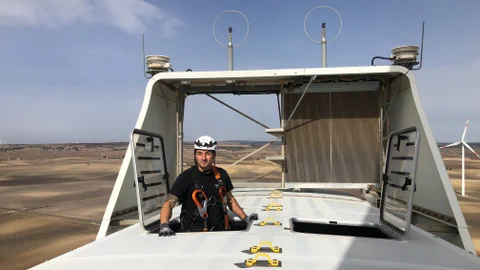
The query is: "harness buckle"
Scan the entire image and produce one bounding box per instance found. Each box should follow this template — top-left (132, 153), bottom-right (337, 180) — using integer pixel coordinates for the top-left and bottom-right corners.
top-left (208, 196), bottom-right (217, 206)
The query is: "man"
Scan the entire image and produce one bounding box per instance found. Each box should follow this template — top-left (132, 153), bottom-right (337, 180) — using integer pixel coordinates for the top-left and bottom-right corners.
top-left (158, 135), bottom-right (258, 236)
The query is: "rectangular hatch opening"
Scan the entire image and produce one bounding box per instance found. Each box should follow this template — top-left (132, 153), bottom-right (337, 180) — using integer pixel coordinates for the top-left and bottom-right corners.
top-left (170, 217), bottom-right (249, 233)
top-left (291, 218), bottom-right (392, 239)
top-left (146, 215), bottom-right (250, 234)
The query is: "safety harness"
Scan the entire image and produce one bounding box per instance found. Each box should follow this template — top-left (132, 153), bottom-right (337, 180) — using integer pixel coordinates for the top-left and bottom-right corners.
top-left (191, 166), bottom-right (230, 231)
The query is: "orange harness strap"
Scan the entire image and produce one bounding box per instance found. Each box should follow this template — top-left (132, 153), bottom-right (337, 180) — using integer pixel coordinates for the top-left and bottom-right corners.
top-left (192, 189), bottom-right (208, 232)
top-left (213, 166), bottom-right (230, 230)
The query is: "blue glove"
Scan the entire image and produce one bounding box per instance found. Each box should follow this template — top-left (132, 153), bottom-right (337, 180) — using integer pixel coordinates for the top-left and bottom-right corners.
top-left (158, 223), bottom-right (175, 237)
top-left (243, 213), bottom-right (259, 224)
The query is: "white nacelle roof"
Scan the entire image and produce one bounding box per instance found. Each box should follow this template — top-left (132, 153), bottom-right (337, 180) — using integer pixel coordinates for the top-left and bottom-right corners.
top-left (32, 191), bottom-right (480, 270)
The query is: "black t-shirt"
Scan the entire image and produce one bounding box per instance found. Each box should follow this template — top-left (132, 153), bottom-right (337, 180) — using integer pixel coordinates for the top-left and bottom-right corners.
top-left (169, 165), bottom-right (234, 232)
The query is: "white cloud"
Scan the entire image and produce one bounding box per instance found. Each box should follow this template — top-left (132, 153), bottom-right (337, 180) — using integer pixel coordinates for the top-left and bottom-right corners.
top-left (0, 0), bottom-right (183, 36)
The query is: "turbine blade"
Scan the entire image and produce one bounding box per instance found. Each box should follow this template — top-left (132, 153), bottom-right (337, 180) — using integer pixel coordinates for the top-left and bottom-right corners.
top-left (439, 141), bottom-right (462, 149)
top-left (462, 118), bottom-right (470, 141)
top-left (463, 142), bottom-right (480, 159)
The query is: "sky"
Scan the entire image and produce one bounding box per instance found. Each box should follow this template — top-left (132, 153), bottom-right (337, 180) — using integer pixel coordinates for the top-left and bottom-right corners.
top-left (0, 0), bottom-right (479, 144)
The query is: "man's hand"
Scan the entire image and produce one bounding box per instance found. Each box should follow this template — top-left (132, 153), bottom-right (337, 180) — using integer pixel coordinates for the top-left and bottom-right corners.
top-left (159, 194), bottom-right (178, 236)
top-left (243, 213), bottom-right (259, 224)
top-left (158, 223), bottom-right (175, 237)
top-left (226, 191), bottom-right (259, 224)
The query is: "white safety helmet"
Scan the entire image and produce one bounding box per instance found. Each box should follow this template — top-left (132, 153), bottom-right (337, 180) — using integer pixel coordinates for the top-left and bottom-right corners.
top-left (194, 135), bottom-right (217, 152)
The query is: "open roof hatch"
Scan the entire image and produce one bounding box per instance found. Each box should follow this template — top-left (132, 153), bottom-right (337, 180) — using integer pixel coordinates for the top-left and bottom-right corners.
top-left (380, 126), bottom-right (420, 239)
top-left (131, 129), bottom-right (170, 231)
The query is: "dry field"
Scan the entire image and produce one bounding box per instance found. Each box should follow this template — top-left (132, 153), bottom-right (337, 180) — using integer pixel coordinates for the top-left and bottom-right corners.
top-left (0, 142), bottom-right (479, 269)
top-left (438, 144), bottom-right (480, 255)
top-left (0, 144), bottom-right (125, 270)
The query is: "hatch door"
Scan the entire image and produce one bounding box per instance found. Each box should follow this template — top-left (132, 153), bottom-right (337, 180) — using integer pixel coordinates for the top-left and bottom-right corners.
top-left (380, 126), bottom-right (420, 238)
top-left (130, 129), bottom-right (169, 230)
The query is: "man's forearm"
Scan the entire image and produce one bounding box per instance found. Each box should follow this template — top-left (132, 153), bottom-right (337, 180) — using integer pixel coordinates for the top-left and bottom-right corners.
top-left (160, 202), bottom-right (172, 223)
top-left (160, 194), bottom-right (178, 224)
top-left (227, 192), bottom-right (247, 220)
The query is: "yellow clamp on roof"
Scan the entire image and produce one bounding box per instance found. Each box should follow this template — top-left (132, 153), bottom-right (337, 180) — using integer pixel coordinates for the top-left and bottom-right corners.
top-left (266, 202), bottom-right (282, 207)
top-left (245, 253), bottom-right (280, 267)
top-left (250, 241), bottom-right (282, 254)
top-left (263, 202), bottom-right (283, 211)
top-left (269, 190), bottom-right (283, 199)
top-left (264, 206), bottom-right (282, 211)
top-left (259, 217), bottom-right (282, 226)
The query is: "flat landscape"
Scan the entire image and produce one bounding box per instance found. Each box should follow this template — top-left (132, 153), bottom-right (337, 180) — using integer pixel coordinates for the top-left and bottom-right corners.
top-left (0, 142), bottom-right (479, 269)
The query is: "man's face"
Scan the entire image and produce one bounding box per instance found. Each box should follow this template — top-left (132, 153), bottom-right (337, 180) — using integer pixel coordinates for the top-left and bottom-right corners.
top-left (195, 150), bottom-right (215, 171)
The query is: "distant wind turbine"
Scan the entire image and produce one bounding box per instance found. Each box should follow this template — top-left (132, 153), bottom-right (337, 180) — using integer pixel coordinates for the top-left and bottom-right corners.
top-left (439, 119), bottom-right (480, 196)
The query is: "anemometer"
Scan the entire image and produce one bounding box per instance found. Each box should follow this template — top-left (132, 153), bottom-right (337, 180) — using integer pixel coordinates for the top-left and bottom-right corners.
top-left (212, 10), bottom-right (250, 71)
top-left (303, 6), bottom-right (343, 67)
top-left (211, 7), bottom-right (343, 70)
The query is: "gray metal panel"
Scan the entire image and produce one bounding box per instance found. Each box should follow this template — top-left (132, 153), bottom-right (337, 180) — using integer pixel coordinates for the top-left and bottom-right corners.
top-left (97, 82), bottom-right (178, 239)
top-left (380, 127), bottom-right (420, 238)
top-left (331, 91), bottom-right (380, 183)
top-left (131, 130), bottom-right (169, 229)
top-left (388, 74), bottom-right (475, 253)
top-left (285, 92), bottom-right (379, 184)
top-left (285, 93), bottom-right (330, 183)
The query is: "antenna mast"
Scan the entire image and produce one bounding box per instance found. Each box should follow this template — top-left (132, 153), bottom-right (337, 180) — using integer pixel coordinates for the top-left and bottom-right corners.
top-left (228, 27), bottom-right (233, 71)
top-left (321, 23), bottom-right (327, 67)
top-left (213, 10), bottom-right (249, 71)
top-left (304, 6), bottom-right (342, 67)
